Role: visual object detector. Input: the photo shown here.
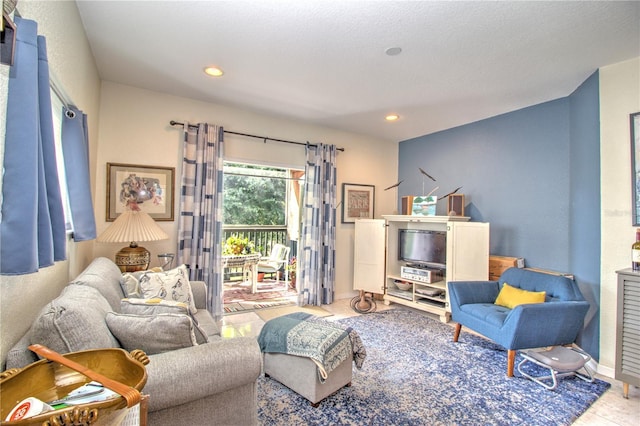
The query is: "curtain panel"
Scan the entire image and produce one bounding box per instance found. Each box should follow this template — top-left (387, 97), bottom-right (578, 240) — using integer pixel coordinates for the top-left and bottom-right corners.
top-left (299, 143), bottom-right (337, 305)
top-left (177, 123), bottom-right (225, 318)
top-left (62, 106), bottom-right (97, 241)
top-left (0, 17), bottom-right (66, 275)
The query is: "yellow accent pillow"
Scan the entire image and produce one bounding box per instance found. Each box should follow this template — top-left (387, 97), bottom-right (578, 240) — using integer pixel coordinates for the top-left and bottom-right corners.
top-left (495, 283), bottom-right (546, 309)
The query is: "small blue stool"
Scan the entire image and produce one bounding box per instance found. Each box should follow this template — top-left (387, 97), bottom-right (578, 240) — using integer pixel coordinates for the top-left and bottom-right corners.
top-left (517, 346), bottom-right (594, 390)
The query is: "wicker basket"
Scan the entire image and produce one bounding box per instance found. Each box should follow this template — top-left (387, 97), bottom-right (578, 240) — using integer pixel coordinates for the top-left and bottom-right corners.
top-left (0, 345), bottom-right (148, 425)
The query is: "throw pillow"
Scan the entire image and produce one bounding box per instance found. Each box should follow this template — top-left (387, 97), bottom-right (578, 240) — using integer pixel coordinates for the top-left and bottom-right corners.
top-left (120, 273), bottom-right (142, 298)
top-left (495, 282), bottom-right (546, 309)
top-left (105, 312), bottom-right (198, 355)
top-left (120, 298), bottom-right (209, 344)
top-left (30, 285), bottom-right (120, 355)
top-left (120, 267), bottom-right (164, 298)
top-left (138, 265), bottom-right (197, 314)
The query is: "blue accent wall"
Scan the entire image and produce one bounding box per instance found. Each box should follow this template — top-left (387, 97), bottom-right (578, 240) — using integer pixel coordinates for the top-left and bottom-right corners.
top-left (398, 72), bottom-right (601, 359)
top-left (568, 71), bottom-right (601, 360)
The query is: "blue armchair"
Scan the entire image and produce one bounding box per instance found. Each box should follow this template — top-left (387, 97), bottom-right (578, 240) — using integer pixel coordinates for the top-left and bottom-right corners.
top-left (448, 267), bottom-right (590, 377)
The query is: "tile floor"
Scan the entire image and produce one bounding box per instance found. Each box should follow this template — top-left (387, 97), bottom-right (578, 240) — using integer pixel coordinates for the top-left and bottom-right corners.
top-left (221, 298), bottom-right (639, 425)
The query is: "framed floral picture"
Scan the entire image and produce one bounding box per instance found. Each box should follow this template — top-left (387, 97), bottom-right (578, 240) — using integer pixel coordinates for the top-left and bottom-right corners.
top-left (341, 183), bottom-right (375, 223)
top-left (106, 163), bottom-right (175, 221)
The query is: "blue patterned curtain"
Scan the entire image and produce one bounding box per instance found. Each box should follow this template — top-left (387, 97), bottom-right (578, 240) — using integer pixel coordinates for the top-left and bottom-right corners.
top-left (299, 143), bottom-right (337, 305)
top-left (177, 123), bottom-right (225, 318)
top-left (0, 17), bottom-right (66, 275)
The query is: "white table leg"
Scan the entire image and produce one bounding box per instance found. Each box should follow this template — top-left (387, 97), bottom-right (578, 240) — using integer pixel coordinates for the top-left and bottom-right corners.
top-left (251, 263), bottom-right (258, 293)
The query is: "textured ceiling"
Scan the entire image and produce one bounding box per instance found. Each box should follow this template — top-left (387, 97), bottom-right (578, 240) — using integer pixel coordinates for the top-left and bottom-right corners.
top-left (76, 0), bottom-right (640, 142)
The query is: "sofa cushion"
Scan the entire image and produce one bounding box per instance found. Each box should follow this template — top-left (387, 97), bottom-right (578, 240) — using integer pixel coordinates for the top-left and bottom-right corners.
top-left (495, 282), bottom-right (546, 309)
top-left (460, 303), bottom-right (510, 328)
top-left (138, 265), bottom-right (197, 314)
top-left (70, 257), bottom-right (126, 311)
top-left (105, 312), bottom-right (199, 355)
top-left (499, 267), bottom-right (582, 301)
top-left (30, 285), bottom-right (120, 356)
top-left (192, 310), bottom-right (220, 340)
top-left (120, 298), bottom-right (209, 344)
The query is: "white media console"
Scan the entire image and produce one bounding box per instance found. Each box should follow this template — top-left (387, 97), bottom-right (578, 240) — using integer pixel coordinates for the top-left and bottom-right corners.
top-left (353, 215), bottom-right (489, 322)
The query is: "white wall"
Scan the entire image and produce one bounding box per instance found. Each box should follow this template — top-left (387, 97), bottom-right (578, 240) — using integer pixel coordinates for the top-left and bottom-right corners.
top-left (0, 0), bottom-right (102, 365)
top-left (599, 57), bottom-right (640, 375)
top-left (94, 81), bottom-right (399, 300)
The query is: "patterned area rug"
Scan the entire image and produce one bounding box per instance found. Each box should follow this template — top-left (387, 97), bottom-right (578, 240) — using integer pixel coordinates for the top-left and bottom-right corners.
top-left (223, 283), bottom-right (297, 314)
top-left (257, 309), bottom-right (611, 425)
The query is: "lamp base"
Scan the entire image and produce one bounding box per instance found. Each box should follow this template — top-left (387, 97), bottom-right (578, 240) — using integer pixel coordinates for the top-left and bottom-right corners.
top-left (115, 242), bottom-right (150, 273)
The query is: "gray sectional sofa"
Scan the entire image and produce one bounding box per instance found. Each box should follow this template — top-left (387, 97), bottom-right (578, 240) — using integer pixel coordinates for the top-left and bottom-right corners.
top-left (4, 257), bottom-right (262, 425)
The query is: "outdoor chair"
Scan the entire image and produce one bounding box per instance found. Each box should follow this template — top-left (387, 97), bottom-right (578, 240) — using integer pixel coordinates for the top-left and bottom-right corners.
top-left (257, 244), bottom-right (290, 288)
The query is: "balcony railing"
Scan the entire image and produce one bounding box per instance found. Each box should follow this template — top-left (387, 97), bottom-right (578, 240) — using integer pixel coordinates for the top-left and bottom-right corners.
top-left (222, 226), bottom-right (289, 257)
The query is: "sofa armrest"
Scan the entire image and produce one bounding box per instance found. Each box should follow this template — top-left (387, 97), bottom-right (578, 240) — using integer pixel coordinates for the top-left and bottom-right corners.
top-left (190, 281), bottom-right (207, 310)
top-left (143, 337), bottom-right (262, 412)
top-left (448, 281), bottom-right (500, 307)
top-left (503, 301), bottom-right (590, 349)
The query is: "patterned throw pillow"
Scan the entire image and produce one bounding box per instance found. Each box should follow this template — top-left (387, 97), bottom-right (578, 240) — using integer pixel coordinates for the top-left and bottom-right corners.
top-left (138, 265), bottom-right (197, 314)
top-left (106, 312), bottom-right (198, 355)
top-left (120, 267), bottom-right (163, 298)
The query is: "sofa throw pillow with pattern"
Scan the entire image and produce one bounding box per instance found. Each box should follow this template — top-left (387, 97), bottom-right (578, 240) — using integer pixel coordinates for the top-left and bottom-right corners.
top-left (138, 264), bottom-right (197, 314)
top-left (120, 267), bottom-right (164, 298)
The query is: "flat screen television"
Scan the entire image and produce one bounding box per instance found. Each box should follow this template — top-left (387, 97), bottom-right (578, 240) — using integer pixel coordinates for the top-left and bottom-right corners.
top-left (398, 229), bottom-right (446, 269)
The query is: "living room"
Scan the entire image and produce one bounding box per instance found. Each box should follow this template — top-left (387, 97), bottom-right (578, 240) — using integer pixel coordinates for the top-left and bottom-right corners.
top-left (0, 1), bottom-right (638, 425)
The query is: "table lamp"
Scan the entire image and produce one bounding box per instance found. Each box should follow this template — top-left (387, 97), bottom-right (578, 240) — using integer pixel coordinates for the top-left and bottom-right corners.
top-left (97, 205), bottom-right (169, 272)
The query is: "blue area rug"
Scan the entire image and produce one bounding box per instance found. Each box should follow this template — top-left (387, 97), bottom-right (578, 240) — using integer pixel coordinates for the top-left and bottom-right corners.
top-left (257, 308), bottom-right (610, 425)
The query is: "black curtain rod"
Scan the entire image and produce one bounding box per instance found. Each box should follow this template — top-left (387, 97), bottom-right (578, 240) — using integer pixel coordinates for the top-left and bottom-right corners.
top-left (169, 120), bottom-right (344, 152)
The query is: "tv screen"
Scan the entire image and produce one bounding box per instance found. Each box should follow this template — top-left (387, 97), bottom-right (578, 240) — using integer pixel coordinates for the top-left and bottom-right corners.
top-left (398, 229), bottom-right (446, 268)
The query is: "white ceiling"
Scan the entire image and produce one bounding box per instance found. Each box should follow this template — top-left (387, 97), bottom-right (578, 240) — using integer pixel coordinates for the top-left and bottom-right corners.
top-left (75, 0), bottom-right (640, 143)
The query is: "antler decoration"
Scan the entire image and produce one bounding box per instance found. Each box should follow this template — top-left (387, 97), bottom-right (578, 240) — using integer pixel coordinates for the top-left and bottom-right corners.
top-left (418, 168), bottom-right (436, 182)
top-left (439, 186), bottom-right (463, 200)
top-left (384, 180), bottom-right (404, 191)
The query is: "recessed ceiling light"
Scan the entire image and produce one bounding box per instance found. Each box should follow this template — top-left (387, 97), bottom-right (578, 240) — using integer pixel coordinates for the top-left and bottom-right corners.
top-left (385, 47), bottom-right (402, 56)
top-left (385, 114), bottom-right (400, 121)
top-left (204, 66), bottom-right (224, 77)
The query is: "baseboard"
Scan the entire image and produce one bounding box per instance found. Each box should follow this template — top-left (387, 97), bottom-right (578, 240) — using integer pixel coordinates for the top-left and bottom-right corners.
top-left (596, 363), bottom-right (615, 379)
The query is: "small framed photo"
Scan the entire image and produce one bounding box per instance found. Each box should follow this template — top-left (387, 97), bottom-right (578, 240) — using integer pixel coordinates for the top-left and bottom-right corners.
top-left (341, 183), bottom-right (375, 223)
top-left (632, 112), bottom-right (640, 226)
top-left (106, 163), bottom-right (175, 221)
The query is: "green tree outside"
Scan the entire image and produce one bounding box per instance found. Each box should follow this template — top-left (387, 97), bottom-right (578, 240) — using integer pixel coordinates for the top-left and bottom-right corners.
top-left (223, 163), bottom-right (287, 226)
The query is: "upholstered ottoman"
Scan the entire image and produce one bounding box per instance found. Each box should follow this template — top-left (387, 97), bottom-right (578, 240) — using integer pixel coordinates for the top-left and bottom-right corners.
top-left (264, 351), bottom-right (353, 406)
top-left (258, 312), bottom-right (361, 406)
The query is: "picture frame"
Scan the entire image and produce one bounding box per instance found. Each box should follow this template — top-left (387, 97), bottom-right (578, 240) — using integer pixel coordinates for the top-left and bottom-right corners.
top-left (632, 113), bottom-right (640, 226)
top-left (106, 163), bottom-right (175, 221)
top-left (341, 183), bottom-right (375, 223)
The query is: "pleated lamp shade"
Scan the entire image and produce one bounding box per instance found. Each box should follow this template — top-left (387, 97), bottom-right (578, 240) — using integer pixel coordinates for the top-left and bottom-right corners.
top-left (97, 209), bottom-right (169, 272)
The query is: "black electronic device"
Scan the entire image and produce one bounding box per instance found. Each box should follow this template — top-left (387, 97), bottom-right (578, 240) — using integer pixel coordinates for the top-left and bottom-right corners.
top-left (398, 229), bottom-right (446, 269)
